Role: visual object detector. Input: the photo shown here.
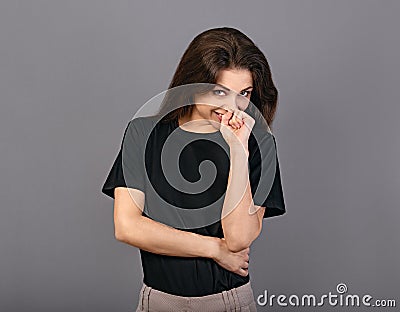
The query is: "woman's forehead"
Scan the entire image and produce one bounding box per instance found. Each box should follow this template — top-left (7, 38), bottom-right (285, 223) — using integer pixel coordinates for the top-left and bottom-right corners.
top-left (216, 68), bottom-right (253, 92)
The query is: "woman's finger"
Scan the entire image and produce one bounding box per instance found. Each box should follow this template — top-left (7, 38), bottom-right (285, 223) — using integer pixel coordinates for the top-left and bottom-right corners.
top-left (232, 112), bottom-right (240, 129)
top-left (230, 114), bottom-right (239, 129)
top-left (240, 110), bottom-right (255, 130)
top-left (239, 268), bottom-right (249, 276)
top-left (221, 110), bottom-right (232, 128)
top-left (236, 111), bottom-right (245, 127)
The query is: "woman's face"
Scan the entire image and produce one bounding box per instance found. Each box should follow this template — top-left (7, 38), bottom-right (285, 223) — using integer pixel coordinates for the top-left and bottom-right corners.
top-left (185, 68), bottom-right (253, 131)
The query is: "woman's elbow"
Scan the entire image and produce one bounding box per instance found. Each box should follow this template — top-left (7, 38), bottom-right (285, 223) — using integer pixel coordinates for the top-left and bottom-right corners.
top-left (225, 235), bottom-right (252, 253)
top-left (225, 230), bottom-right (261, 252)
top-left (114, 219), bottom-right (137, 242)
top-left (114, 223), bottom-right (129, 241)
top-left (114, 228), bottom-right (126, 241)
top-left (227, 241), bottom-right (248, 253)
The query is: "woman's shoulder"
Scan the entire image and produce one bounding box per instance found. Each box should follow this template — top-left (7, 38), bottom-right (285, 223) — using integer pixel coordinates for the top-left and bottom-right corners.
top-left (128, 115), bottom-right (156, 130)
top-left (248, 122), bottom-right (275, 156)
top-left (123, 115), bottom-right (176, 150)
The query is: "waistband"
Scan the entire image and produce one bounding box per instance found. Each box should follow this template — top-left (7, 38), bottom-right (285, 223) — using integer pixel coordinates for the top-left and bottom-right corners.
top-left (138, 281), bottom-right (255, 311)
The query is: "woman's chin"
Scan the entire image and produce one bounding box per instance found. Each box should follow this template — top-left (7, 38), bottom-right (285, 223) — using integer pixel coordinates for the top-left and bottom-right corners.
top-left (208, 117), bottom-right (221, 128)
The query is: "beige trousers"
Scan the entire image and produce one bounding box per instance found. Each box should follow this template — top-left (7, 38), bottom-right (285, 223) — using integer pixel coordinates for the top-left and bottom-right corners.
top-left (135, 280), bottom-right (257, 312)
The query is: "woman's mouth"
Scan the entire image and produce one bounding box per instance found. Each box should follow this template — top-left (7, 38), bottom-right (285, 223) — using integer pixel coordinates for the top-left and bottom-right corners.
top-left (214, 111), bottom-right (223, 121)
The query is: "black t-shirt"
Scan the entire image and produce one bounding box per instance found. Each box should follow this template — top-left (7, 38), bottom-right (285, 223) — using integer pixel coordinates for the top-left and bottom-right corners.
top-left (101, 115), bottom-right (285, 296)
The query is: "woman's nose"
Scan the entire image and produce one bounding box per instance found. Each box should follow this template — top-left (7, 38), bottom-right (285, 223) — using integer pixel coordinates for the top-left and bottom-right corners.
top-left (221, 100), bottom-right (239, 112)
top-left (221, 96), bottom-right (238, 111)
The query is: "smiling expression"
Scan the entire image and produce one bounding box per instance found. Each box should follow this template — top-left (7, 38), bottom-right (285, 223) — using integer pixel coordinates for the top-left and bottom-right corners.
top-left (179, 68), bottom-right (253, 132)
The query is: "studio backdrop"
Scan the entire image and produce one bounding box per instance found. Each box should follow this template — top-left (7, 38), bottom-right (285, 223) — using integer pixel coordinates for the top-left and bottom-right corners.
top-left (0, 1), bottom-right (399, 311)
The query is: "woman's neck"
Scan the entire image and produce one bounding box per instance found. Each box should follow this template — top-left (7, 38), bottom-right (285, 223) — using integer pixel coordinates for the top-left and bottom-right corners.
top-left (178, 114), bottom-right (219, 134)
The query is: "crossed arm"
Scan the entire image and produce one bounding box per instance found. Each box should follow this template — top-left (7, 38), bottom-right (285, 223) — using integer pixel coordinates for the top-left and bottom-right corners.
top-left (113, 187), bottom-right (261, 277)
top-left (113, 146), bottom-right (265, 262)
top-left (113, 187), bottom-right (221, 258)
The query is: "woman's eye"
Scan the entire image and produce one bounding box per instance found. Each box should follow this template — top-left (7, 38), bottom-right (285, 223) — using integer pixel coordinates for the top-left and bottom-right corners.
top-left (212, 89), bottom-right (226, 96)
top-left (240, 90), bottom-right (251, 97)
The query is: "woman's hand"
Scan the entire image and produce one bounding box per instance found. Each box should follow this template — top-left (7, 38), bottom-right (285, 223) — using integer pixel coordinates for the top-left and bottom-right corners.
top-left (219, 108), bottom-right (255, 152)
top-left (212, 237), bottom-right (250, 277)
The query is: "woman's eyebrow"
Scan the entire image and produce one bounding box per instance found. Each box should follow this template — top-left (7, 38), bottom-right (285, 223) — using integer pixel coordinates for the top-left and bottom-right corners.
top-left (215, 83), bottom-right (253, 92)
top-left (214, 83), bottom-right (231, 91)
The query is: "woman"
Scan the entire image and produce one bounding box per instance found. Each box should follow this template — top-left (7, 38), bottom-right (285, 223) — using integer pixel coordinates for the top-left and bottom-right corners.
top-left (102, 27), bottom-right (286, 312)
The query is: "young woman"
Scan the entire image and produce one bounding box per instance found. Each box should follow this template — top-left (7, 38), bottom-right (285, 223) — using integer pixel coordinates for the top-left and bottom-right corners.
top-left (102, 27), bottom-right (286, 312)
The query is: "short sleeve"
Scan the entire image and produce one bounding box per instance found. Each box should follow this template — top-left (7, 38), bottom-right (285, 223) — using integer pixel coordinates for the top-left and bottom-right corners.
top-left (101, 119), bottom-right (146, 199)
top-left (249, 133), bottom-right (286, 218)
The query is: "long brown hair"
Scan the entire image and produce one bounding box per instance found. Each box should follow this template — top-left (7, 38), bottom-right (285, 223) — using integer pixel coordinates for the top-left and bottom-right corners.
top-left (156, 27), bottom-right (279, 131)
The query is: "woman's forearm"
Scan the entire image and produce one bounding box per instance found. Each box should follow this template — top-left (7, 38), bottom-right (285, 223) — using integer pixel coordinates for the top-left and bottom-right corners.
top-left (117, 214), bottom-right (221, 259)
top-left (221, 145), bottom-right (261, 252)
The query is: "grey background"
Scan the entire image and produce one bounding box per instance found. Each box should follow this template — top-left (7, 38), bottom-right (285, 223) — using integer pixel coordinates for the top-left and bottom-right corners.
top-left (0, 1), bottom-right (399, 311)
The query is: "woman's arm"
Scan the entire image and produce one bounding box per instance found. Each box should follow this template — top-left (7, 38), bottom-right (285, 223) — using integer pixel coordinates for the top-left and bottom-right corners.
top-left (113, 187), bottom-right (251, 276)
top-left (113, 187), bottom-right (221, 258)
top-left (221, 144), bottom-right (266, 252)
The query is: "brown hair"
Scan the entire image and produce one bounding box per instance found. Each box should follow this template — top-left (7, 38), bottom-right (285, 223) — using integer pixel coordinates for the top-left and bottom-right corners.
top-left (156, 27), bottom-right (279, 130)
